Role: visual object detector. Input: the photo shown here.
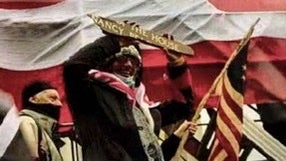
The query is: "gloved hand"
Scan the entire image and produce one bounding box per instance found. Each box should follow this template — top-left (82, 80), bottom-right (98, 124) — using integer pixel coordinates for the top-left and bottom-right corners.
top-left (162, 34), bottom-right (185, 66)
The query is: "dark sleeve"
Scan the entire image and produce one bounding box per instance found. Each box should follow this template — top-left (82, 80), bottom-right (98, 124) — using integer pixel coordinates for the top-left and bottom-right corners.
top-left (161, 134), bottom-right (181, 161)
top-left (151, 61), bottom-right (194, 127)
top-left (167, 62), bottom-right (189, 80)
top-left (257, 102), bottom-right (286, 123)
top-left (149, 108), bottom-right (162, 136)
top-left (63, 35), bottom-right (121, 113)
top-left (155, 100), bottom-right (193, 127)
top-left (63, 35), bottom-right (120, 80)
top-left (167, 62), bottom-right (194, 105)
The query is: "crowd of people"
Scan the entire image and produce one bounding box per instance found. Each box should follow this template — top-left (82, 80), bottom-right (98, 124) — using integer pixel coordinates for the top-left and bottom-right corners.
top-left (0, 28), bottom-right (198, 160)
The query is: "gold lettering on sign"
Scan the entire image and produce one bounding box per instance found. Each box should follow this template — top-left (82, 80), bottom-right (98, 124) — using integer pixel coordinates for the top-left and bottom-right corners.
top-left (88, 14), bottom-right (194, 55)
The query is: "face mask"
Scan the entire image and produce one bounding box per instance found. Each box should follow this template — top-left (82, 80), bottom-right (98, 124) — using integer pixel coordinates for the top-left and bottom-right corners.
top-left (27, 103), bottom-right (61, 120)
top-left (114, 73), bottom-right (136, 87)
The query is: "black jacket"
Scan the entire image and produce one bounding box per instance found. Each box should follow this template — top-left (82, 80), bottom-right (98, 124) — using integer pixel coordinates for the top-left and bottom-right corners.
top-left (63, 35), bottom-right (193, 161)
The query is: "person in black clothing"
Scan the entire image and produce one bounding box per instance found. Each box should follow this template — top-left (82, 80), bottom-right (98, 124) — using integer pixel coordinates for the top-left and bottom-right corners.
top-left (256, 102), bottom-right (286, 146)
top-left (63, 30), bottom-right (196, 161)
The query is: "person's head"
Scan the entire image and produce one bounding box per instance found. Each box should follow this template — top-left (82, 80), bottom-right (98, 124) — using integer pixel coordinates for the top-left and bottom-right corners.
top-left (22, 81), bottom-right (62, 120)
top-left (110, 45), bottom-right (141, 76)
top-left (88, 35), bottom-right (142, 86)
top-left (107, 45), bottom-right (142, 87)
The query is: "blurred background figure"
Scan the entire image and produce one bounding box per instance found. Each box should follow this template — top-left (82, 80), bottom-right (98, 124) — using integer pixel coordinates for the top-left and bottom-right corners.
top-left (0, 89), bottom-right (15, 124)
top-left (0, 89), bottom-right (32, 161)
top-left (19, 80), bottom-right (63, 161)
top-left (257, 102), bottom-right (286, 146)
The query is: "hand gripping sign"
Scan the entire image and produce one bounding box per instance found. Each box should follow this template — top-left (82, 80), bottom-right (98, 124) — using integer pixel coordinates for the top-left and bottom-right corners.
top-left (88, 14), bottom-right (194, 56)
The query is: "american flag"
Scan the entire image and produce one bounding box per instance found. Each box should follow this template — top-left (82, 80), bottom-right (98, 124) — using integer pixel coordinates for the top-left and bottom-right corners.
top-left (207, 23), bottom-right (252, 161)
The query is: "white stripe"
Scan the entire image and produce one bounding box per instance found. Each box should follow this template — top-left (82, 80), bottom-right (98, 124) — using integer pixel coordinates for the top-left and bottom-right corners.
top-left (0, 106), bottom-right (20, 157)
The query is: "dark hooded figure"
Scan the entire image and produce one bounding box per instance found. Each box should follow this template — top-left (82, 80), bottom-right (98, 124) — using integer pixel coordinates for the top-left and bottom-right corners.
top-left (63, 34), bottom-right (196, 161)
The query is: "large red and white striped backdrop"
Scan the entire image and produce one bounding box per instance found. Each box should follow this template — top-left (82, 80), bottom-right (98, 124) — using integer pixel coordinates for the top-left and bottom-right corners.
top-left (0, 0), bottom-right (286, 124)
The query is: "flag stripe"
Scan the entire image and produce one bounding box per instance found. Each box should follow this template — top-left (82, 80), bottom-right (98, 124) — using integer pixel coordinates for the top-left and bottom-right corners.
top-left (209, 0), bottom-right (286, 12)
top-left (0, 1), bottom-right (63, 9)
top-left (223, 73), bottom-right (244, 106)
top-left (215, 148), bottom-right (227, 161)
top-left (215, 150), bottom-right (227, 161)
top-left (219, 96), bottom-right (242, 141)
top-left (208, 139), bottom-right (219, 161)
top-left (216, 115), bottom-right (240, 157)
top-left (222, 81), bottom-right (243, 121)
top-left (209, 140), bottom-right (228, 161)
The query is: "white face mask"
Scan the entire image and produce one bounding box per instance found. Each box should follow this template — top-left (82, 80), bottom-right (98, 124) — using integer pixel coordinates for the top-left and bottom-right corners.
top-left (114, 73), bottom-right (136, 87)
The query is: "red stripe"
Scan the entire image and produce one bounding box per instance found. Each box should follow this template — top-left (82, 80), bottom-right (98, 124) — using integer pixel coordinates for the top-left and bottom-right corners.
top-left (217, 107), bottom-right (241, 142)
top-left (208, 145), bottom-right (222, 161)
top-left (209, 0), bottom-right (286, 12)
top-left (2, 0), bottom-right (286, 11)
top-left (216, 129), bottom-right (238, 160)
top-left (208, 141), bottom-right (223, 161)
top-left (0, 1), bottom-right (63, 9)
top-left (222, 80), bottom-right (243, 118)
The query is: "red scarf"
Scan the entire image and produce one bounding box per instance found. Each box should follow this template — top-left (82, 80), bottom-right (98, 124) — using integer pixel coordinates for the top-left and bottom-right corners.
top-left (88, 69), bottom-right (160, 130)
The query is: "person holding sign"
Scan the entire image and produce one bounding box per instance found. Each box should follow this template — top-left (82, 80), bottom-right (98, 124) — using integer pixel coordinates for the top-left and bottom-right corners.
top-left (63, 24), bottom-right (196, 161)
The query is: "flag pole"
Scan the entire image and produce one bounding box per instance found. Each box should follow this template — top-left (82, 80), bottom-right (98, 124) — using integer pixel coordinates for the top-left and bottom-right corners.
top-left (191, 18), bottom-right (260, 122)
top-left (170, 18), bottom-right (259, 161)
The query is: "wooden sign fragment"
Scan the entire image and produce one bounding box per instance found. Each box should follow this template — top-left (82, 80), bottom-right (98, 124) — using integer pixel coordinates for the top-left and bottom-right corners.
top-left (88, 14), bottom-right (194, 56)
